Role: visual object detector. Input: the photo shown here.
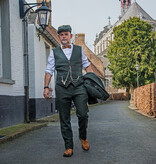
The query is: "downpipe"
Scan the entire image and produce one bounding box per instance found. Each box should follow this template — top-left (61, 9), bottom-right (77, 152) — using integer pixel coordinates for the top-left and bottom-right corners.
top-left (23, 16), bottom-right (30, 123)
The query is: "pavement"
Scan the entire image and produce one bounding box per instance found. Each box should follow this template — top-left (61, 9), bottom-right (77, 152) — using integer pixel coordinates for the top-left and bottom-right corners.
top-left (0, 113), bottom-right (58, 144)
top-left (1, 101), bottom-right (156, 164)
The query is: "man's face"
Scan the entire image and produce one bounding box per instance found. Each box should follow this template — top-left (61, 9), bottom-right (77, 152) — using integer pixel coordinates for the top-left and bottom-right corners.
top-left (58, 31), bottom-right (73, 45)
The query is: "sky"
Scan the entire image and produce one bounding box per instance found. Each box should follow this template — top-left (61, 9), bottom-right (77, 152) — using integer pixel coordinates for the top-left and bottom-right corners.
top-left (27, 0), bottom-right (156, 51)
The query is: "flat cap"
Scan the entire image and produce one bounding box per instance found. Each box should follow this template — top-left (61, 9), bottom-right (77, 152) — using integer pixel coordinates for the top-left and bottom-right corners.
top-left (57, 25), bottom-right (72, 34)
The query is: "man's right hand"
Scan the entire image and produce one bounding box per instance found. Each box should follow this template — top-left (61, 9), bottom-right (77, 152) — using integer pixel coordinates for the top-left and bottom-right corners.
top-left (43, 88), bottom-right (51, 99)
top-left (44, 73), bottom-right (52, 98)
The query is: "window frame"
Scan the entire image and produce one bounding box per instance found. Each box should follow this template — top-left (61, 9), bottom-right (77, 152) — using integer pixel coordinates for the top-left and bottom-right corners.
top-left (0, 4), bottom-right (2, 78)
top-left (0, 0), bottom-right (15, 84)
top-left (105, 78), bottom-right (110, 87)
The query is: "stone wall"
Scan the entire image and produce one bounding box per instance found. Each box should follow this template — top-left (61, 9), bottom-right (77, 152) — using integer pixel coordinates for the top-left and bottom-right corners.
top-left (133, 83), bottom-right (156, 116)
top-left (109, 92), bottom-right (130, 100)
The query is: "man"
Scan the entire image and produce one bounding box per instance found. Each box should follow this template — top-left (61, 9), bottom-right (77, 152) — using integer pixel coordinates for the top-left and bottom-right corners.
top-left (43, 25), bottom-right (92, 157)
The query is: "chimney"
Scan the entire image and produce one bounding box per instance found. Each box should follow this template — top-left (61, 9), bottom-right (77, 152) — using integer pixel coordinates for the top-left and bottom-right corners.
top-left (75, 33), bottom-right (85, 46)
top-left (36, 0), bottom-right (52, 25)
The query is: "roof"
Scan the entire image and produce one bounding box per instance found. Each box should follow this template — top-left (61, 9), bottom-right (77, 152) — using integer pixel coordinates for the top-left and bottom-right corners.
top-left (46, 26), bottom-right (61, 45)
top-left (38, 25), bottom-right (61, 47)
top-left (82, 45), bottom-right (104, 78)
top-left (95, 2), bottom-right (156, 46)
top-left (75, 33), bottom-right (105, 78)
top-left (120, 2), bottom-right (154, 23)
top-left (94, 25), bottom-right (112, 44)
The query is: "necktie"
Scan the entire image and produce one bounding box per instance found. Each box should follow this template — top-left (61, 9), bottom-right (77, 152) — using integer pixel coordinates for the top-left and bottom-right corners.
top-left (62, 45), bottom-right (71, 49)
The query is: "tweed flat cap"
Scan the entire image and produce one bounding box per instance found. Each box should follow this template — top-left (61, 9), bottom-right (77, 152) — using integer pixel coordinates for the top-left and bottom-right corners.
top-left (57, 25), bottom-right (72, 34)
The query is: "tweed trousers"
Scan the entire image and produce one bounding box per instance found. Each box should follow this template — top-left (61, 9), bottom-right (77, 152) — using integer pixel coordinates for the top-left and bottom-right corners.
top-left (55, 83), bottom-right (89, 149)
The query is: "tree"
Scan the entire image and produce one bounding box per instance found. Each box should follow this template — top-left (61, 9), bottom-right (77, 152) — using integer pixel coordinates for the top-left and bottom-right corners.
top-left (107, 17), bottom-right (156, 90)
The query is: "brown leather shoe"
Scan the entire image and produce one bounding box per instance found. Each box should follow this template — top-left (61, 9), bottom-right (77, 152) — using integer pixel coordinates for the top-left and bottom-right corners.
top-left (63, 149), bottom-right (73, 157)
top-left (80, 139), bottom-right (90, 151)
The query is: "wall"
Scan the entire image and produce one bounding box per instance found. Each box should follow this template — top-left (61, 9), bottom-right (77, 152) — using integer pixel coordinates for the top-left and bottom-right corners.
top-left (28, 24), bottom-right (55, 98)
top-left (109, 92), bottom-right (130, 100)
top-left (28, 24), bottom-right (56, 121)
top-left (75, 33), bottom-right (105, 78)
top-left (0, 0), bottom-right (24, 96)
top-left (0, 0), bottom-right (25, 128)
top-left (133, 83), bottom-right (156, 116)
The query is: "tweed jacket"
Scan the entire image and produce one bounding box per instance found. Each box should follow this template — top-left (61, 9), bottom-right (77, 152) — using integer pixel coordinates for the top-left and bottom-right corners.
top-left (83, 72), bottom-right (109, 104)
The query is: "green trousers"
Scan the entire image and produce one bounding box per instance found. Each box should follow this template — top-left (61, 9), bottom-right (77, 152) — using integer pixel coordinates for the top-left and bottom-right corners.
top-left (55, 84), bottom-right (89, 149)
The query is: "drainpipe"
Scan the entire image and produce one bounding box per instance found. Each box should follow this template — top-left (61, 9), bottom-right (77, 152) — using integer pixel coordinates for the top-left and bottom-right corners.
top-left (23, 16), bottom-right (30, 123)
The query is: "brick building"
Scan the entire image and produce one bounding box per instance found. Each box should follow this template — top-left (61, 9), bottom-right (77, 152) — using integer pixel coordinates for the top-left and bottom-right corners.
top-left (75, 33), bottom-right (104, 80)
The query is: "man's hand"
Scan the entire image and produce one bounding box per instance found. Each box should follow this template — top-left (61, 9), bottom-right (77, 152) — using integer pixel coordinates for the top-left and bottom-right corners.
top-left (85, 65), bottom-right (93, 73)
top-left (43, 73), bottom-right (52, 99)
top-left (43, 88), bottom-right (52, 99)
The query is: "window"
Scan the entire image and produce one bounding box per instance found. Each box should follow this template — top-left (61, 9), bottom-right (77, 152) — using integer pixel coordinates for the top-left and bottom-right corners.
top-left (0, 0), bottom-right (14, 84)
top-left (100, 43), bottom-right (102, 53)
top-left (105, 79), bottom-right (110, 87)
top-left (103, 40), bottom-right (105, 50)
top-left (0, 5), bottom-right (2, 77)
top-left (97, 46), bottom-right (99, 54)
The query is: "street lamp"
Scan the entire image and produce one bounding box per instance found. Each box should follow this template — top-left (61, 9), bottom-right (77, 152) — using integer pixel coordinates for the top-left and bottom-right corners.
top-left (35, 2), bottom-right (51, 30)
top-left (19, 0), bottom-right (51, 30)
top-left (19, 0), bottom-right (51, 122)
top-left (135, 64), bottom-right (139, 87)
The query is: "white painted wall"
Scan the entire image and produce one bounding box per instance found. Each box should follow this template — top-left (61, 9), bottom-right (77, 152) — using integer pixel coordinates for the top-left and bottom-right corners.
top-left (0, 0), bottom-right (56, 98)
top-left (28, 24), bottom-right (36, 98)
top-left (0, 0), bottom-right (25, 96)
top-left (28, 24), bottom-right (55, 99)
top-left (0, 4), bottom-right (2, 78)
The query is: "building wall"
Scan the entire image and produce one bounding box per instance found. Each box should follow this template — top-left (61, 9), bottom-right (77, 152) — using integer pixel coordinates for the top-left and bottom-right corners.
top-left (0, 0), bottom-right (24, 96)
top-left (94, 28), bottom-right (113, 56)
top-left (28, 24), bottom-right (55, 98)
top-left (0, 0), bottom-right (57, 128)
top-left (28, 24), bottom-right (56, 120)
top-left (94, 27), bottom-right (117, 93)
top-left (0, 0), bottom-right (25, 128)
top-left (75, 33), bottom-right (104, 78)
top-left (0, 96), bottom-right (25, 128)
top-left (109, 92), bottom-right (130, 100)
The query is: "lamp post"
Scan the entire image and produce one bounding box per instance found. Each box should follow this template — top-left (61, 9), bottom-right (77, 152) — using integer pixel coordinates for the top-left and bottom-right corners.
top-left (19, 0), bottom-right (51, 122)
top-left (135, 64), bottom-right (139, 87)
top-left (19, 0), bottom-right (51, 30)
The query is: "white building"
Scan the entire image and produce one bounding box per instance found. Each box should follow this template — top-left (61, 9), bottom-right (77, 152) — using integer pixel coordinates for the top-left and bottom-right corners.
top-left (94, 0), bottom-right (156, 93)
top-left (0, 0), bottom-right (59, 128)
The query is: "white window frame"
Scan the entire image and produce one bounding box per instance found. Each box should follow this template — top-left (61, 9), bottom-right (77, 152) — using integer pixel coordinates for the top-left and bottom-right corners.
top-left (0, 5), bottom-right (2, 78)
top-left (105, 78), bottom-right (110, 87)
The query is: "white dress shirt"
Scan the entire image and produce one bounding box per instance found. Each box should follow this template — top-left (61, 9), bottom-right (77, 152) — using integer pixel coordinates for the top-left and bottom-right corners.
top-left (45, 44), bottom-right (90, 76)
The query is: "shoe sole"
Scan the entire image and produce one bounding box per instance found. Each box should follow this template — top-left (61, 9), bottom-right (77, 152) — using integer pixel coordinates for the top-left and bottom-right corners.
top-left (82, 146), bottom-right (90, 151)
top-left (63, 152), bottom-right (73, 157)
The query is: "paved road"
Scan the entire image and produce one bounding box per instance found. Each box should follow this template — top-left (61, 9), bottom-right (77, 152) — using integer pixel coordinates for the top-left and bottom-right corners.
top-left (1, 101), bottom-right (156, 164)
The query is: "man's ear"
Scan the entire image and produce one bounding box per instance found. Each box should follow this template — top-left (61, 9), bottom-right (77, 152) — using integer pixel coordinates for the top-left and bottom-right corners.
top-left (58, 34), bottom-right (61, 39)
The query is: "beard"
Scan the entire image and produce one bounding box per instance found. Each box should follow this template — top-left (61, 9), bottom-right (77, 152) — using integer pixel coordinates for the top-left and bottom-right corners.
top-left (61, 39), bottom-right (70, 45)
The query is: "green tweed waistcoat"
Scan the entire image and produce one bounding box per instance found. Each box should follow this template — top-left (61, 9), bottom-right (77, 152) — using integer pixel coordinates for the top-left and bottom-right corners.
top-left (53, 45), bottom-right (84, 88)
